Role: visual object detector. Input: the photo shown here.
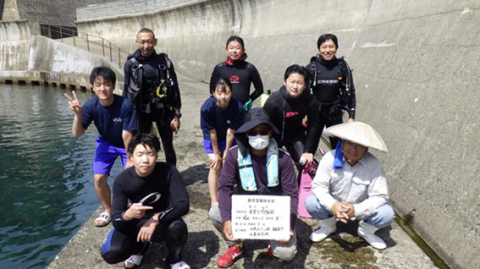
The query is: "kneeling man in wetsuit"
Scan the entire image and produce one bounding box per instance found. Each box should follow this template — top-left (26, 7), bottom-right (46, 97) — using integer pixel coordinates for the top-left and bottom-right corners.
top-left (209, 108), bottom-right (298, 267)
top-left (101, 133), bottom-right (190, 269)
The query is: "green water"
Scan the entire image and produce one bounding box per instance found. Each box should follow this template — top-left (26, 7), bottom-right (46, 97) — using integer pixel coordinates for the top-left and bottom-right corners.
top-left (0, 84), bottom-right (124, 268)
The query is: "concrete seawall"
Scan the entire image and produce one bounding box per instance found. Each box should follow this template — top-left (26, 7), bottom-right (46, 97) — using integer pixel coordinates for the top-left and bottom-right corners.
top-left (75, 1), bottom-right (480, 268)
top-left (0, 20), bottom-right (123, 90)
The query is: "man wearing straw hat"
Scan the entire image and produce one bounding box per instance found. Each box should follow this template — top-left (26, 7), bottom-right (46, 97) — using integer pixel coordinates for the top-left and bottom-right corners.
top-left (305, 121), bottom-right (395, 250)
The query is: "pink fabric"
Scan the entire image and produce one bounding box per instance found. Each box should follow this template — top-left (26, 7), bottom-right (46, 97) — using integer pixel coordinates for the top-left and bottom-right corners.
top-left (298, 162), bottom-right (317, 218)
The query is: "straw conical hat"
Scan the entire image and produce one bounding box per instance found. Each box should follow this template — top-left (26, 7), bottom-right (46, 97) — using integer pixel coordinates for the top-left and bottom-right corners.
top-left (325, 122), bottom-right (388, 152)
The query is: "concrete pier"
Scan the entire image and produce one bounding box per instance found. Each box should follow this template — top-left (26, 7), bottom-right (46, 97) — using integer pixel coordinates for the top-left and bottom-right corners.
top-left (73, 1), bottom-right (480, 268)
top-left (0, 20), bottom-right (123, 90)
top-left (2, 0), bottom-right (479, 267)
top-left (47, 74), bottom-right (438, 269)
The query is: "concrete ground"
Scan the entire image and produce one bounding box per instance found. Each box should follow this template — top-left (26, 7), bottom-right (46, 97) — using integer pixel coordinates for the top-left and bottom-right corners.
top-left (47, 74), bottom-right (438, 269)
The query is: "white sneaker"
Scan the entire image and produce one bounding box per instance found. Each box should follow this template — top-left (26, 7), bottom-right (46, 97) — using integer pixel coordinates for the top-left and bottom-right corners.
top-left (358, 220), bottom-right (387, 250)
top-left (171, 261), bottom-right (191, 269)
top-left (309, 216), bottom-right (337, 242)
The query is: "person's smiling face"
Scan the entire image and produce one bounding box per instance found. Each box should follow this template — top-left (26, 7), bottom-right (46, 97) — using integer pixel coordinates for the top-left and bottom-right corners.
top-left (225, 41), bottom-right (245, 61)
top-left (136, 32), bottom-right (157, 57)
top-left (342, 140), bottom-right (367, 166)
top-left (92, 76), bottom-right (115, 104)
top-left (318, 38), bottom-right (337, 61)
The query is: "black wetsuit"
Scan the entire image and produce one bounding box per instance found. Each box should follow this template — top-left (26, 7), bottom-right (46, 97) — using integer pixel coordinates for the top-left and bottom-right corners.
top-left (209, 54), bottom-right (263, 105)
top-left (306, 56), bottom-right (356, 149)
top-left (101, 162), bottom-right (189, 265)
top-left (263, 86), bottom-right (320, 173)
top-left (123, 49), bottom-right (181, 165)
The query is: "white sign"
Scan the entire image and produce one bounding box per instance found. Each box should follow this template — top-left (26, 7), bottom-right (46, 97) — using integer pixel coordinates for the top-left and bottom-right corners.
top-left (231, 195), bottom-right (290, 240)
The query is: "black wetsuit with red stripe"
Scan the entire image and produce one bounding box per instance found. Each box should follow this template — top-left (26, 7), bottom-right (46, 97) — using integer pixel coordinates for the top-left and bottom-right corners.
top-left (209, 54), bottom-right (264, 105)
top-left (263, 86), bottom-right (320, 172)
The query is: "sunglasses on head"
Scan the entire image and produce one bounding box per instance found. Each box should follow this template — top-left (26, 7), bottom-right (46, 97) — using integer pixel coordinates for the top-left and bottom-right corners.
top-left (247, 130), bottom-right (270, 136)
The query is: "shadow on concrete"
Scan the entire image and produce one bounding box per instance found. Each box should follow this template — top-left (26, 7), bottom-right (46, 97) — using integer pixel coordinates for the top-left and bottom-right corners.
top-left (328, 221), bottom-right (396, 251)
top-left (138, 231), bottom-right (218, 269)
top-left (180, 164), bottom-right (209, 186)
top-left (219, 218), bottom-right (314, 268)
top-left (183, 231), bottom-right (220, 268)
top-left (378, 225), bottom-right (396, 248)
top-left (180, 164), bottom-right (211, 212)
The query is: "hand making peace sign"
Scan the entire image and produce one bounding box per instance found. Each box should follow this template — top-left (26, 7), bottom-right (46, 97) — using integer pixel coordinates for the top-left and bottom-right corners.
top-left (64, 91), bottom-right (83, 114)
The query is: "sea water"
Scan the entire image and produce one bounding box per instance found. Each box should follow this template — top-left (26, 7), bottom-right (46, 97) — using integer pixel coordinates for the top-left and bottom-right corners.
top-left (0, 84), bottom-right (124, 268)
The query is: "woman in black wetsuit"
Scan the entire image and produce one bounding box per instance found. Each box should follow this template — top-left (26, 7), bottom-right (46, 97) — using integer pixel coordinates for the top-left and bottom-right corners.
top-left (209, 36), bottom-right (264, 111)
top-left (306, 33), bottom-right (356, 149)
top-left (263, 65), bottom-right (320, 174)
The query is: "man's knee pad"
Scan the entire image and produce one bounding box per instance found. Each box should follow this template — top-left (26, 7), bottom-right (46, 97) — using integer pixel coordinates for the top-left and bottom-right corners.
top-left (275, 246), bottom-right (297, 261)
top-left (167, 219), bottom-right (188, 243)
top-left (101, 252), bottom-right (121, 265)
top-left (208, 203), bottom-right (220, 220)
top-left (101, 228), bottom-right (124, 264)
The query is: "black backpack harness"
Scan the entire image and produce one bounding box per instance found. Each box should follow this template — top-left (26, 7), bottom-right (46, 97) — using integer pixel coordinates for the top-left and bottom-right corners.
top-left (126, 54), bottom-right (175, 115)
top-left (309, 55), bottom-right (353, 119)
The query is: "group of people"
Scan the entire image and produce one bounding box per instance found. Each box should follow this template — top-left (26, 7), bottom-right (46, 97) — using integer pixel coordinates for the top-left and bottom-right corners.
top-left (64, 27), bottom-right (394, 269)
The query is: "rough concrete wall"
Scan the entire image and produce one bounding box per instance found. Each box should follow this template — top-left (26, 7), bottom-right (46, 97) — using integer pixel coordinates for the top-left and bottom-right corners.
top-left (0, 20), bottom-right (123, 89)
top-left (352, 2), bottom-right (480, 268)
top-left (15, 0), bottom-right (78, 26)
top-left (2, 0), bottom-right (20, 21)
top-left (77, 0), bottom-right (200, 21)
top-left (1, 0), bottom-right (118, 26)
top-left (71, 0), bottom-right (480, 268)
top-left (0, 20), bottom-right (35, 71)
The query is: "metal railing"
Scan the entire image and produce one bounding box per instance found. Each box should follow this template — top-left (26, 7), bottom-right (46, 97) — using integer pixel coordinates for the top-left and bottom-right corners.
top-left (39, 24), bottom-right (129, 69)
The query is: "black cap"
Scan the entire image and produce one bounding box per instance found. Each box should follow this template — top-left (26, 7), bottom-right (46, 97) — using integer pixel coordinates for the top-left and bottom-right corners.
top-left (236, 108), bottom-right (279, 134)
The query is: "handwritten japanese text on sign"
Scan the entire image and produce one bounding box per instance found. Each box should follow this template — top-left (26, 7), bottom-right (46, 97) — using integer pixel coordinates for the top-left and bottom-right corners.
top-left (231, 195), bottom-right (290, 240)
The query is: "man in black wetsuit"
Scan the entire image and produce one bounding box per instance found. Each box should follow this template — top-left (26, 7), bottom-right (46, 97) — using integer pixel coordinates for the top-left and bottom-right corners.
top-left (263, 65), bottom-right (320, 174)
top-left (101, 133), bottom-right (190, 269)
top-left (209, 36), bottom-right (263, 110)
top-left (123, 28), bottom-right (181, 165)
top-left (306, 33), bottom-right (356, 149)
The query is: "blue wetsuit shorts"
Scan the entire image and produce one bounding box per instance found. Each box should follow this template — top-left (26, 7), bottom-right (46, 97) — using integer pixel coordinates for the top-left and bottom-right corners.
top-left (203, 139), bottom-right (237, 154)
top-left (93, 137), bottom-right (127, 175)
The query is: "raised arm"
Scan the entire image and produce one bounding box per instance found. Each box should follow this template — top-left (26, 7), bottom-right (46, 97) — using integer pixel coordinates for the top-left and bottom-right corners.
top-left (64, 91), bottom-right (85, 137)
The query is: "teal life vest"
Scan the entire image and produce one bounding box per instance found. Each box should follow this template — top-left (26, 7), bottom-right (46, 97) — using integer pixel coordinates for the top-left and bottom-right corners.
top-left (237, 138), bottom-right (279, 191)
